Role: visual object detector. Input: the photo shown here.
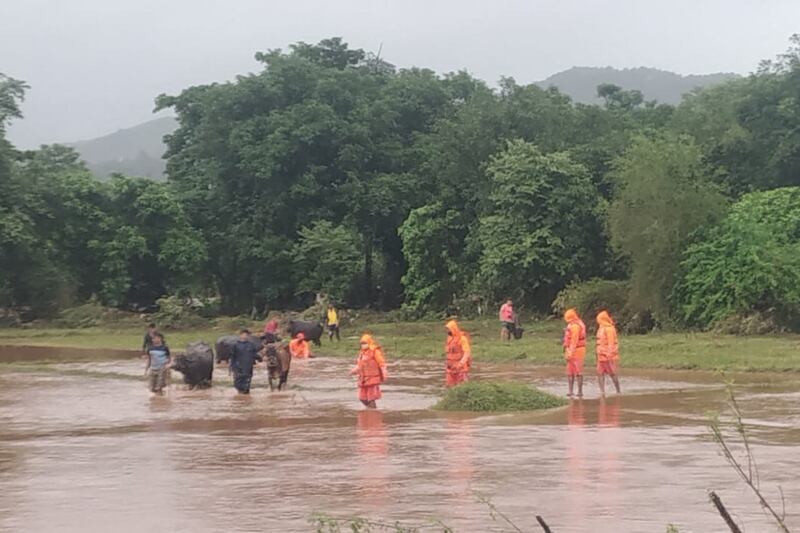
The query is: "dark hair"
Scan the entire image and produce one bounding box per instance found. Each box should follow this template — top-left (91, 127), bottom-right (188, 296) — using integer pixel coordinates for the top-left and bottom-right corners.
top-left (148, 322), bottom-right (156, 328)
top-left (153, 333), bottom-right (164, 341)
top-left (240, 328), bottom-right (251, 335)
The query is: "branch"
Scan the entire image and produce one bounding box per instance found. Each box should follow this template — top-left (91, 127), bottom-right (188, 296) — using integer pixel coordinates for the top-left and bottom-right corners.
top-left (709, 491), bottom-right (742, 533)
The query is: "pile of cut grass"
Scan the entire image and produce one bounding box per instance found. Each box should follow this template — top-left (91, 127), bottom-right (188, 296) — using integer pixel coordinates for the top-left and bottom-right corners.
top-left (434, 381), bottom-right (566, 412)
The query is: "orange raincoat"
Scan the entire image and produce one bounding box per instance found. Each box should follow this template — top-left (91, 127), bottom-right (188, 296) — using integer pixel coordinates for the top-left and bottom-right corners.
top-left (289, 333), bottom-right (310, 359)
top-left (351, 334), bottom-right (387, 402)
top-left (445, 320), bottom-right (472, 387)
top-left (595, 311), bottom-right (619, 375)
top-left (563, 309), bottom-right (586, 376)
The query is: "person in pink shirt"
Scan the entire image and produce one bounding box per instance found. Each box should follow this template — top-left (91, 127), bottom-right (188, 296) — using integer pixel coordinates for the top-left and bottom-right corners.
top-left (499, 298), bottom-right (516, 341)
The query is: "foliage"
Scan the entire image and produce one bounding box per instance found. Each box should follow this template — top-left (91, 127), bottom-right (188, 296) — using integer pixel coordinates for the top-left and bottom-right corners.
top-left (152, 295), bottom-right (208, 329)
top-left (552, 279), bottom-right (631, 330)
top-left (399, 203), bottom-right (470, 313)
top-left (708, 382), bottom-right (791, 532)
top-left (51, 301), bottom-right (139, 329)
top-left (434, 381), bottom-right (566, 412)
top-left (608, 134), bottom-right (727, 322)
top-left (312, 514), bottom-right (452, 533)
top-left (473, 140), bottom-right (604, 308)
top-left (673, 188), bottom-right (800, 330)
top-left (5, 36), bottom-right (800, 324)
top-left (293, 220), bottom-right (363, 304)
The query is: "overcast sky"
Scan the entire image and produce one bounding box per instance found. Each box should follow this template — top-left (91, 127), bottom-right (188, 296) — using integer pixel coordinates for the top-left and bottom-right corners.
top-left (2, 0), bottom-right (798, 148)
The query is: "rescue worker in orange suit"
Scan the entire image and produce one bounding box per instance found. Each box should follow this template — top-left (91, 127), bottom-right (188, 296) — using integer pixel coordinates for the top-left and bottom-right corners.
top-left (350, 334), bottom-right (387, 408)
top-left (289, 332), bottom-right (311, 359)
top-left (563, 308), bottom-right (586, 398)
top-left (595, 310), bottom-right (621, 396)
top-left (445, 320), bottom-right (472, 387)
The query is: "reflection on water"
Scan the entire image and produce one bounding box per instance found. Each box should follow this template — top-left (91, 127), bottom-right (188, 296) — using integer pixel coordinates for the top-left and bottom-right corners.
top-left (0, 349), bottom-right (799, 532)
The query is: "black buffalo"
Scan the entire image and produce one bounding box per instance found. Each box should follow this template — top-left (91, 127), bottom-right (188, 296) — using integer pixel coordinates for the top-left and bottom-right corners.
top-left (171, 341), bottom-right (214, 389)
top-left (287, 320), bottom-right (324, 346)
top-left (214, 334), bottom-right (260, 363)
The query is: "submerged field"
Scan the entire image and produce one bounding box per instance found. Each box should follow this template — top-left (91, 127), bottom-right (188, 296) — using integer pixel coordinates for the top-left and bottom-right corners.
top-left (1, 318), bottom-right (800, 372)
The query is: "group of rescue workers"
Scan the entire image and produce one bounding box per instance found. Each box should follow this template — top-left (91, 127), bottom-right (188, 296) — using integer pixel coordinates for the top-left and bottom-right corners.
top-left (142, 301), bottom-right (621, 406)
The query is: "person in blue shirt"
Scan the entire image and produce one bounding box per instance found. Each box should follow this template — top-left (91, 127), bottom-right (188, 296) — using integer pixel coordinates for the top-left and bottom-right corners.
top-left (144, 333), bottom-right (171, 395)
top-left (229, 329), bottom-right (262, 394)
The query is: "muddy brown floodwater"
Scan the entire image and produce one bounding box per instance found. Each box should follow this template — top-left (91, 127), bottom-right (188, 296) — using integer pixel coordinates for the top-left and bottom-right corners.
top-left (0, 348), bottom-right (798, 533)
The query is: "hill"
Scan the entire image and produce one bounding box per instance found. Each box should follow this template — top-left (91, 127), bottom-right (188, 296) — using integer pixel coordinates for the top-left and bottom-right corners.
top-left (69, 116), bottom-right (177, 180)
top-left (537, 66), bottom-right (739, 105)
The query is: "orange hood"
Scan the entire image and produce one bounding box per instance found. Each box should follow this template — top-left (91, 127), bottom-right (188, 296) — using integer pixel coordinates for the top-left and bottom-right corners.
top-left (446, 320), bottom-right (463, 338)
top-left (564, 308), bottom-right (580, 323)
top-left (360, 333), bottom-right (379, 350)
top-left (596, 311), bottom-right (615, 328)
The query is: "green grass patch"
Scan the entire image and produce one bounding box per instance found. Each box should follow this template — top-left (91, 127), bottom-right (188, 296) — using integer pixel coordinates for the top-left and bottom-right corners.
top-left (3, 317), bottom-right (800, 372)
top-left (434, 381), bottom-right (567, 412)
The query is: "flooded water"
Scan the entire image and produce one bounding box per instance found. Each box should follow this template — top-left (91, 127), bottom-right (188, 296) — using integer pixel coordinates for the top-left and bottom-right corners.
top-left (0, 347), bottom-right (798, 532)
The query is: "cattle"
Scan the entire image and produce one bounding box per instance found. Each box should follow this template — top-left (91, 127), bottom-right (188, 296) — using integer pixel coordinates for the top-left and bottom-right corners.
top-left (262, 342), bottom-right (292, 391)
top-left (171, 341), bottom-right (214, 389)
top-left (214, 334), bottom-right (260, 364)
top-left (287, 319), bottom-right (324, 347)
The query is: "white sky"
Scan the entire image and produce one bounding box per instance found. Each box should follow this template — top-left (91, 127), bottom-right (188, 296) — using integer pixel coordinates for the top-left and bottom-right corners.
top-left (2, 0), bottom-right (798, 148)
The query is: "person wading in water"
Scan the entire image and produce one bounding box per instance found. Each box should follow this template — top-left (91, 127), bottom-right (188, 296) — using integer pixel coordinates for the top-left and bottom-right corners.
top-left (563, 308), bottom-right (587, 398)
top-left (445, 320), bottom-right (472, 387)
top-left (229, 329), bottom-right (262, 395)
top-left (144, 333), bottom-right (171, 396)
top-left (350, 334), bottom-right (387, 408)
top-left (595, 310), bottom-right (622, 397)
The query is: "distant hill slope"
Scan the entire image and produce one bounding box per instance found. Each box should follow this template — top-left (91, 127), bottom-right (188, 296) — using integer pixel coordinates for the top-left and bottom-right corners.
top-left (69, 116), bottom-right (177, 180)
top-left (537, 67), bottom-right (739, 105)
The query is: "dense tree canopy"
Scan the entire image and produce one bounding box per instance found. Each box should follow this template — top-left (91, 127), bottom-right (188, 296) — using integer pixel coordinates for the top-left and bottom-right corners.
top-left (673, 188), bottom-right (800, 328)
top-left (3, 35), bottom-right (800, 330)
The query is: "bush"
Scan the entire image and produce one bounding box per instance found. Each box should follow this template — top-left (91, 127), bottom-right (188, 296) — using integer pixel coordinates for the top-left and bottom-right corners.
top-left (52, 301), bottom-right (137, 328)
top-left (552, 279), bottom-right (625, 323)
top-left (712, 311), bottom-right (787, 335)
top-left (673, 188), bottom-right (800, 330)
top-left (434, 381), bottom-right (566, 412)
top-left (152, 296), bottom-right (208, 329)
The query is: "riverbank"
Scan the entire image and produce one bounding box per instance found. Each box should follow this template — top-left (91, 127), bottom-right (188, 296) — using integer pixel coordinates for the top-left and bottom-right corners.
top-left (2, 319), bottom-right (799, 372)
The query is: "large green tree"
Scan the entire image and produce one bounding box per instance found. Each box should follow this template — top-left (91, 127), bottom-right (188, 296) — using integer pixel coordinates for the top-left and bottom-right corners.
top-left (472, 140), bottom-right (604, 307)
top-left (608, 134), bottom-right (727, 321)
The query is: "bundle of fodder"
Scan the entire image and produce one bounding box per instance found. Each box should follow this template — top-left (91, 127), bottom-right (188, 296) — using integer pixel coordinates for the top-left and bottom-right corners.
top-left (434, 381), bottom-right (566, 412)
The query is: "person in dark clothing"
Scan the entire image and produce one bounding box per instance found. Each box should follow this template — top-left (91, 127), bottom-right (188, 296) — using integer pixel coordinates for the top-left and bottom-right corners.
top-left (142, 323), bottom-right (158, 354)
top-left (229, 329), bottom-right (262, 394)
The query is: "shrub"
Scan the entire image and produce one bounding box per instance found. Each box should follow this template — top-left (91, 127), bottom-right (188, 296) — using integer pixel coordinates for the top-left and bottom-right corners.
top-left (152, 296), bottom-right (208, 329)
top-left (552, 279), bottom-right (632, 326)
top-left (434, 381), bottom-right (566, 412)
top-left (712, 311), bottom-right (786, 335)
top-left (673, 187), bottom-right (800, 330)
top-left (52, 301), bottom-right (137, 328)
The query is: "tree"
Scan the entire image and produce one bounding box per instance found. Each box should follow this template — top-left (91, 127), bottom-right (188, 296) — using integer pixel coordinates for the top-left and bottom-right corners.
top-left (158, 38), bottom-right (454, 312)
top-left (671, 35), bottom-right (800, 195)
top-left (399, 203), bottom-right (471, 313)
top-left (597, 83), bottom-right (644, 111)
top-left (293, 220), bottom-right (363, 304)
top-left (472, 140), bottom-right (604, 307)
top-left (673, 187), bottom-right (800, 328)
top-left (608, 134), bottom-right (727, 321)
